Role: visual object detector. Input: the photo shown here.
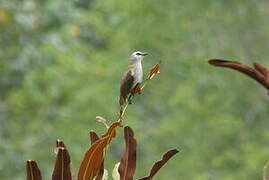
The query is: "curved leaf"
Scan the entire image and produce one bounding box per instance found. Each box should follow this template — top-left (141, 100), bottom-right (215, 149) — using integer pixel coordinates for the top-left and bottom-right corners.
top-left (208, 59), bottom-right (269, 91)
top-left (52, 147), bottom-right (72, 180)
top-left (78, 122), bottom-right (121, 180)
top-left (139, 149), bottom-right (180, 180)
top-left (56, 139), bottom-right (66, 148)
top-left (147, 63), bottom-right (161, 80)
top-left (118, 126), bottom-right (137, 180)
top-left (89, 130), bottom-right (104, 180)
top-left (26, 160), bottom-right (42, 180)
top-left (96, 116), bottom-right (109, 128)
top-left (90, 130), bottom-right (99, 145)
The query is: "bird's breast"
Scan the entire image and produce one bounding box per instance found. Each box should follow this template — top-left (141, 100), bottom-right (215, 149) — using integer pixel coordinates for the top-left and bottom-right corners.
top-left (134, 62), bottom-right (143, 84)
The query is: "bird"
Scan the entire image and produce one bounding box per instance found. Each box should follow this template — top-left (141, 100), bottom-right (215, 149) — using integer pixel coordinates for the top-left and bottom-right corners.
top-left (119, 51), bottom-right (148, 116)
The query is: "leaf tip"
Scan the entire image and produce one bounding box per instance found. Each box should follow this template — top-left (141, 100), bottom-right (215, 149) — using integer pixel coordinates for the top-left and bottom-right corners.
top-left (96, 116), bottom-right (109, 128)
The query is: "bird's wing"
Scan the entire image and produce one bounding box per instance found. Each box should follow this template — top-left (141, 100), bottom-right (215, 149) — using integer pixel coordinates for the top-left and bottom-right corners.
top-left (120, 70), bottom-right (135, 100)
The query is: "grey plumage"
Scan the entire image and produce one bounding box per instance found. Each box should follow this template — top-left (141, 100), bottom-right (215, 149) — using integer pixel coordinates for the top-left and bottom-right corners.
top-left (119, 51), bottom-right (148, 113)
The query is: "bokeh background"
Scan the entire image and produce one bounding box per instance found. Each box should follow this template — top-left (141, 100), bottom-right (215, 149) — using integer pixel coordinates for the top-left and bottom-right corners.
top-left (1, 0), bottom-right (269, 179)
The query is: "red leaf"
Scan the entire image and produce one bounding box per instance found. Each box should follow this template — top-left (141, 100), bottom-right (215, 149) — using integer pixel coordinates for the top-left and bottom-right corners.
top-left (89, 130), bottom-right (104, 180)
top-left (78, 122), bottom-right (121, 180)
top-left (139, 149), bottom-right (180, 180)
top-left (147, 63), bottom-right (161, 80)
top-left (89, 130), bottom-right (99, 144)
top-left (118, 126), bottom-right (137, 180)
top-left (56, 139), bottom-right (66, 148)
top-left (254, 62), bottom-right (269, 79)
top-left (131, 84), bottom-right (142, 95)
top-left (26, 160), bottom-right (42, 180)
top-left (52, 147), bottom-right (72, 180)
top-left (54, 140), bottom-right (75, 179)
top-left (208, 59), bottom-right (269, 91)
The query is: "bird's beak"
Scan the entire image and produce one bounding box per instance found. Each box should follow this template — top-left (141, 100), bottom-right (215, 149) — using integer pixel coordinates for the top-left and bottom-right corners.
top-left (142, 52), bottom-right (148, 56)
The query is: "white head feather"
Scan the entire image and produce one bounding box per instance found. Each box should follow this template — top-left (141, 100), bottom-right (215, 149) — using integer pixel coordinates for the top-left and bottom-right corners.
top-left (131, 51), bottom-right (148, 62)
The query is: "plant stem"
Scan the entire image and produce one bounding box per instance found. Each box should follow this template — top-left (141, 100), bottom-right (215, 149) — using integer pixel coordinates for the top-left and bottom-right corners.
top-left (118, 80), bottom-right (150, 122)
top-left (118, 100), bottom-right (129, 122)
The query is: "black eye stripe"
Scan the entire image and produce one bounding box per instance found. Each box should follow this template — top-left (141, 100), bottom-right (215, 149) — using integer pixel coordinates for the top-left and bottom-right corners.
top-left (136, 53), bottom-right (141, 55)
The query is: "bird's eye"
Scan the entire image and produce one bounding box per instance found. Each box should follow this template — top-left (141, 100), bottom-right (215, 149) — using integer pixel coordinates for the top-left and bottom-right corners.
top-left (136, 53), bottom-right (141, 56)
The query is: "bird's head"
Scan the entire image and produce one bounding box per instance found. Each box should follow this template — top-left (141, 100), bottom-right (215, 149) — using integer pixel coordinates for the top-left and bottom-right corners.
top-left (131, 51), bottom-right (148, 62)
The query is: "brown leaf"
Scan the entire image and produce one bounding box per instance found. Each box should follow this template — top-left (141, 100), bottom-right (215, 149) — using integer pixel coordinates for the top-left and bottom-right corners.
top-left (139, 149), bottom-right (180, 180)
top-left (89, 130), bottom-right (99, 144)
top-left (89, 130), bottom-right (104, 180)
top-left (56, 139), bottom-right (66, 148)
top-left (208, 59), bottom-right (241, 65)
top-left (131, 84), bottom-right (142, 95)
top-left (26, 160), bottom-right (42, 180)
top-left (78, 122), bottom-right (121, 180)
top-left (147, 63), bottom-right (161, 80)
top-left (254, 62), bottom-right (269, 79)
top-left (118, 126), bottom-right (137, 180)
top-left (54, 139), bottom-right (66, 155)
top-left (208, 59), bottom-right (269, 91)
top-left (208, 59), bottom-right (257, 76)
top-left (52, 147), bottom-right (72, 180)
top-left (54, 140), bottom-right (75, 179)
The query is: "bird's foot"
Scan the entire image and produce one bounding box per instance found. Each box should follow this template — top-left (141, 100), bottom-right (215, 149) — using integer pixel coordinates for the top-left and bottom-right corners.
top-left (128, 99), bottom-right (133, 104)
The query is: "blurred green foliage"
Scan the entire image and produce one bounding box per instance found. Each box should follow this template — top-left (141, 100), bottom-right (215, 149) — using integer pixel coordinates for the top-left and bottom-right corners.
top-left (1, 0), bottom-right (269, 179)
